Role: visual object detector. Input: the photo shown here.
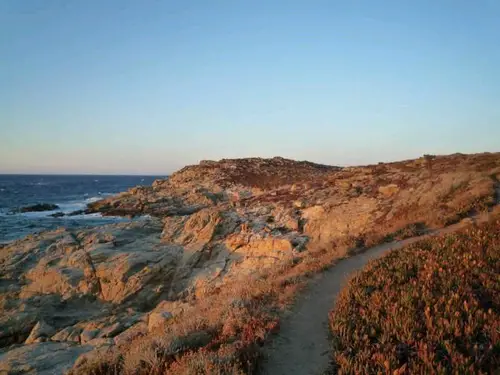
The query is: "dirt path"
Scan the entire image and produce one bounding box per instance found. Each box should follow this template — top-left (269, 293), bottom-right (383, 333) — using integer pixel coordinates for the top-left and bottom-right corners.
top-left (259, 214), bottom-right (492, 375)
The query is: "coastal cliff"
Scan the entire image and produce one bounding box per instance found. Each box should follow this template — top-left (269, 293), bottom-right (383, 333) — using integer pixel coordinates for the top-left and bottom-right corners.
top-left (0, 153), bottom-right (499, 374)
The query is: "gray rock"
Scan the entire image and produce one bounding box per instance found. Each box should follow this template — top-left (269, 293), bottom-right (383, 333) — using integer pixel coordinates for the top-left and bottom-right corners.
top-left (49, 212), bottom-right (65, 218)
top-left (51, 326), bottom-right (82, 343)
top-left (98, 322), bottom-right (124, 338)
top-left (25, 321), bottom-right (55, 345)
top-left (0, 342), bottom-right (91, 375)
top-left (11, 203), bottom-right (59, 214)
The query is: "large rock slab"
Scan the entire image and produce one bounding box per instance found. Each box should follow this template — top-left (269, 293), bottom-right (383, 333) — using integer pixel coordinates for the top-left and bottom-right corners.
top-left (0, 342), bottom-right (92, 375)
top-left (25, 321), bottom-right (55, 344)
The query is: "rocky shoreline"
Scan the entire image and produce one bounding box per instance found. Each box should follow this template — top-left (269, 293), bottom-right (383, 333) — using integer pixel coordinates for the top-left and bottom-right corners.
top-left (0, 153), bottom-right (499, 374)
top-left (9, 203), bottom-right (60, 214)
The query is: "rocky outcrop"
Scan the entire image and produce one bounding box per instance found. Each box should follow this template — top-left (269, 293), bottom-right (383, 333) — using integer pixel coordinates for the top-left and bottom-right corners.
top-left (11, 203), bottom-right (59, 214)
top-left (25, 321), bottom-right (56, 344)
top-left (86, 157), bottom-right (340, 218)
top-left (0, 342), bottom-right (92, 374)
top-left (1, 153), bottom-right (500, 373)
top-left (49, 212), bottom-right (65, 218)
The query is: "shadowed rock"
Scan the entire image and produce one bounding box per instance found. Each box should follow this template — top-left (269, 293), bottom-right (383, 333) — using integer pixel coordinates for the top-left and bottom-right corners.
top-left (12, 203), bottom-right (59, 213)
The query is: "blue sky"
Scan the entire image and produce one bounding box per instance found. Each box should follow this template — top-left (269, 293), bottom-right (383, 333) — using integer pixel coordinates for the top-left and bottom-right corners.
top-left (1, 1), bottom-right (499, 174)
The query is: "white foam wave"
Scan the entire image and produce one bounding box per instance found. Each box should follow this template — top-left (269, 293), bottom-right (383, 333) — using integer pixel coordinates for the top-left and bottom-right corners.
top-left (4, 189), bottom-right (121, 221)
top-left (7, 197), bottom-right (96, 219)
top-left (97, 192), bottom-right (114, 197)
top-left (30, 181), bottom-right (50, 186)
top-left (15, 210), bottom-right (59, 219)
top-left (85, 196), bottom-right (103, 204)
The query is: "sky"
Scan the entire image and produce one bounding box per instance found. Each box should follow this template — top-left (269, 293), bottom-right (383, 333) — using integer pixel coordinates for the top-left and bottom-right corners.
top-left (1, 0), bottom-right (499, 174)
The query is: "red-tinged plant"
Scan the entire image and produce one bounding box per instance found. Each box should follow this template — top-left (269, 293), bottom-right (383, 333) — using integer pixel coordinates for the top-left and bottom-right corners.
top-left (329, 219), bottom-right (500, 374)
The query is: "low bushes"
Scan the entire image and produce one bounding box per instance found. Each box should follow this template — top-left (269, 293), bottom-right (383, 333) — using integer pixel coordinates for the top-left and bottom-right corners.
top-left (329, 219), bottom-right (500, 374)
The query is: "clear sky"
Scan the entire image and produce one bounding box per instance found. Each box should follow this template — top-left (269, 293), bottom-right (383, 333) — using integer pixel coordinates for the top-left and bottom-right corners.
top-left (1, 1), bottom-right (499, 174)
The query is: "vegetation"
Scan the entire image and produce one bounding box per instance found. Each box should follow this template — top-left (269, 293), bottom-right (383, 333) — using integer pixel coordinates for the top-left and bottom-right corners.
top-left (69, 250), bottom-right (325, 374)
top-left (329, 218), bottom-right (500, 374)
top-left (70, 219), bottom-right (500, 375)
top-left (70, 230), bottom-right (371, 375)
top-left (68, 152), bottom-right (500, 375)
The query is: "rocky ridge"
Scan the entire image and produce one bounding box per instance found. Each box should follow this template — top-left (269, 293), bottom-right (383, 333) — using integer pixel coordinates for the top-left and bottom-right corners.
top-left (0, 153), bottom-right (499, 373)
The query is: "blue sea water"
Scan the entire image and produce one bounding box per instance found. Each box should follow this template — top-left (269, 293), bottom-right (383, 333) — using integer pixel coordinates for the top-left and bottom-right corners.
top-left (0, 175), bottom-right (164, 243)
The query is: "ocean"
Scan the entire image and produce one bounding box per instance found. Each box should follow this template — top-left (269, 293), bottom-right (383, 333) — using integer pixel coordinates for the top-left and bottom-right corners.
top-left (0, 175), bottom-right (164, 243)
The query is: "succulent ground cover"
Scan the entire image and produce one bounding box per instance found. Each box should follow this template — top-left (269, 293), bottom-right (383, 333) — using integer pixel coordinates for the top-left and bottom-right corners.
top-left (329, 217), bottom-right (500, 374)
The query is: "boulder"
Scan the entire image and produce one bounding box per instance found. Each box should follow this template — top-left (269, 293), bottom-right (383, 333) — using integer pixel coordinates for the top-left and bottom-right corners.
top-left (49, 212), bottom-right (65, 218)
top-left (97, 322), bottom-right (124, 338)
top-left (25, 321), bottom-right (56, 344)
top-left (12, 203), bottom-right (60, 213)
top-left (67, 210), bottom-right (86, 216)
top-left (51, 326), bottom-right (82, 343)
top-left (174, 208), bottom-right (221, 249)
top-left (0, 311), bottom-right (39, 347)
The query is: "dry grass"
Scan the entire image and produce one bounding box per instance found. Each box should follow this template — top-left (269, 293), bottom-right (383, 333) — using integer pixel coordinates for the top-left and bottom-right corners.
top-left (70, 153), bottom-right (500, 374)
top-left (329, 218), bottom-right (500, 374)
top-left (69, 240), bottom-right (357, 375)
top-left (70, 219), bottom-right (500, 374)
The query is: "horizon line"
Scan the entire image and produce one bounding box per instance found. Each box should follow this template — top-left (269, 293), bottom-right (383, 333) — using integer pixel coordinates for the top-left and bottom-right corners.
top-left (0, 172), bottom-right (170, 177)
top-left (1, 151), bottom-right (498, 176)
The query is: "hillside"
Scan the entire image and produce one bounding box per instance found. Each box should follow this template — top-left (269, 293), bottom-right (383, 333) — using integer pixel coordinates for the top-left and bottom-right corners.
top-left (0, 152), bottom-right (499, 374)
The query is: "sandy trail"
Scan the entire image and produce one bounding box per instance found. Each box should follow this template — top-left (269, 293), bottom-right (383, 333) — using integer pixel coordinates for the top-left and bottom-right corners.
top-left (259, 213), bottom-right (492, 375)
